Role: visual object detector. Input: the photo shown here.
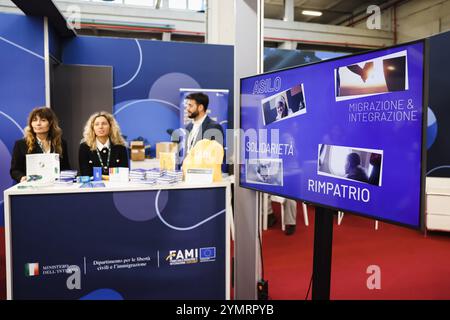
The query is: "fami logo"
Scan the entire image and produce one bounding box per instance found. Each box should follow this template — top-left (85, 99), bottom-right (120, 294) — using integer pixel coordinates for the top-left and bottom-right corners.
top-left (166, 247), bottom-right (217, 265)
top-left (166, 248), bottom-right (198, 265)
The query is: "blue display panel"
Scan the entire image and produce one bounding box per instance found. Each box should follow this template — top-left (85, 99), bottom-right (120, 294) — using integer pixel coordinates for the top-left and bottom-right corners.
top-left (240, 41), bottom-right (426, 228)
top-left (10, 188), bottom-right (227, 299)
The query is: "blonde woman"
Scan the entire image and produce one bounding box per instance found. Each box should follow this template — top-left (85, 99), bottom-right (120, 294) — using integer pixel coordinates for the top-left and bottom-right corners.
top-left (10, 107), bottom-right (71, 183)
top-left (78, 111), bottom-right (128, 177)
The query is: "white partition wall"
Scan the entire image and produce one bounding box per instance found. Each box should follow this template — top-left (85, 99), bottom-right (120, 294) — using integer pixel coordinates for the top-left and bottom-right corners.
top-left (233, 0), bottom-right (263, 300)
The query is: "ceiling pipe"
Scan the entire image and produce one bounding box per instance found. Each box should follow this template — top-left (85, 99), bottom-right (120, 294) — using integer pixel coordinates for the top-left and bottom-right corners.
top-left (264, 36), bottom-right (385, 49)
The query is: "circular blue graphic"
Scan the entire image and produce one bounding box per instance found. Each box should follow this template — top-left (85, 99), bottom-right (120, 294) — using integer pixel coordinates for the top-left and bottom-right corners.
top-left (114, 39), bottom-right (142, 90)
top-left (113, 190), bottom-right (169, 222)
top-left (80, 288), bottom-right (124, 300)
top-left (114, 99), bottom-right (179, 157)
top-left (148, 72), bottom-right (200, 106)
top-left (427, 107), bottom-right (438, 149)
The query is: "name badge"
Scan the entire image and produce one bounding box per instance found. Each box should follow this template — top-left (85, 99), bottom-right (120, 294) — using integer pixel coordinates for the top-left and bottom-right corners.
top-left (185, 169), bottom-right (213, 184)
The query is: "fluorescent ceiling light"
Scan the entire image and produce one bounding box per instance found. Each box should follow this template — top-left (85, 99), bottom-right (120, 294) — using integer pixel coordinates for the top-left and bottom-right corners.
top-left (302, 10), bottom-right (322, 17)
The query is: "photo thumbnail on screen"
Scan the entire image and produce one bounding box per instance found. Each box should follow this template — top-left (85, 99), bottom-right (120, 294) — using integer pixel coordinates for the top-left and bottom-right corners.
top-left (317, 144), bottom-right (383, 186)
top-left (335, 50), bottom-right (408, 101)
top-left (261, 83), bottom-right (307, 125)
top-left (246, 158), bottom-right (284, 186)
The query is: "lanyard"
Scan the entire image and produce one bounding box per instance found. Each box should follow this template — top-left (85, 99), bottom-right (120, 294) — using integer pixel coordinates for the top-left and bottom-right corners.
top-left (188, 125), bottom-right (201, 152)
top-left (37, 140), bottom-right (51, 153)
top-left (96, 147), bottom-right (111, 171)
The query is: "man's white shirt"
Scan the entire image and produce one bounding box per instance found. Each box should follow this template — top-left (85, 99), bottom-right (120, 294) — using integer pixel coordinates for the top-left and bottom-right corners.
top-left (187, 114), bottom-right (207, 153)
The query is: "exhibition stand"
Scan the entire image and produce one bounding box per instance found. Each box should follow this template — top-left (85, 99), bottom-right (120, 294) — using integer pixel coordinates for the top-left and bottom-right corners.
top-left (4, 180), bottom-right (232, 300)
top-left (3, 2), bottom-right (449, 301)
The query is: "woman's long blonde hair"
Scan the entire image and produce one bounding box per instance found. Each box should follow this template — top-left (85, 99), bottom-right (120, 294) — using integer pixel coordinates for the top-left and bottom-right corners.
top-left (24, 107), bottom-right (63, 155)
top-left (82, 111), bottom-right (126, 151)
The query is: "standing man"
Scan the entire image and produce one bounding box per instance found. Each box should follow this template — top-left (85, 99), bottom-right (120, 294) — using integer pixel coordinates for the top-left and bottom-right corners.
top-left (184, 92), bottom-right (224, 153)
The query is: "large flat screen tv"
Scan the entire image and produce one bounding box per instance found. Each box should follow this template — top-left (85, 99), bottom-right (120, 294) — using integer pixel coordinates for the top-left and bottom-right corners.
top-left (239, 40), bottom-right (426, 228)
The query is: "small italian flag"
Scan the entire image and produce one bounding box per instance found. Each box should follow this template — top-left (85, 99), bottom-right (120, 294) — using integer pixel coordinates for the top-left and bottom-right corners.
top-left (25, 263), bottom-right (39, 276)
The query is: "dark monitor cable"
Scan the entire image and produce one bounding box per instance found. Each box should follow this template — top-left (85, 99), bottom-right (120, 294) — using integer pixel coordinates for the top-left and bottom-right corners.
top-left (305, 273), bottom-right (313, 300)
top-left (257, 195), bottom-right (270, 300)
top-left (258, 218), bottom-right (264, 280)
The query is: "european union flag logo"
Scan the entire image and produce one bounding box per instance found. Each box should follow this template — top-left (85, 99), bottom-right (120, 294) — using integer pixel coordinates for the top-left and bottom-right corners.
top-left (200, 247), bottom-right (216, 261)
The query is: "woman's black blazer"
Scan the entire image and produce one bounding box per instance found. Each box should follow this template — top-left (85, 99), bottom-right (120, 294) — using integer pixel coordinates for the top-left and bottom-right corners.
top-left (78, 142), bottom-right (129, 177)
top-left (10, 139), bottom-right (71, 183)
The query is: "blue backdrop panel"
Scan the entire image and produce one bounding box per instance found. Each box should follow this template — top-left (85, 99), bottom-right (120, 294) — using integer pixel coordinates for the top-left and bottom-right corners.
top-left (0, 13), bottom-right (46, 226)
top-left (10, 187), bottom-right (227, 299)
top-left (62, 36), bottom-right (234, 157)
top-left (426, 30), bottom-right (450, 177)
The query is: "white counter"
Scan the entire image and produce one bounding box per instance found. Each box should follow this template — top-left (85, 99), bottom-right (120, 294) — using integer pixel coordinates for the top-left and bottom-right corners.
top-left (4, 179), bottom-right (232, 196)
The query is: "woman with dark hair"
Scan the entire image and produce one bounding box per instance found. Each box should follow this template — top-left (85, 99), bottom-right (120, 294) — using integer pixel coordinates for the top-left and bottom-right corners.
top-left (10, 107), bottom-right (71, 183)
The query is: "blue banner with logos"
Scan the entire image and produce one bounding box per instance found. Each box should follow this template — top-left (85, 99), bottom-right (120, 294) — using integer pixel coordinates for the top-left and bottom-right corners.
top-left (9, 187), bottom-right (228, 299)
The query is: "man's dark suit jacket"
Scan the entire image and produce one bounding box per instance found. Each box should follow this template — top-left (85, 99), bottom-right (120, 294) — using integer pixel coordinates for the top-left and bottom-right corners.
top-left (185, 115), bottom-right (224, 149)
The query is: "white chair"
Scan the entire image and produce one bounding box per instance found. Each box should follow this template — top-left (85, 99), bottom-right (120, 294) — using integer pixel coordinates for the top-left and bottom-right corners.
top-left (260, 192), bottom-right (269, 230)
top-left (261, 193), bottom-right (309, 230)
top-left (270, 196), bottom-right (287, 231)
top-left (337, 211), bottom-right (379, 230)
top-left (337, 211), bottom-right (345, 225)
top-left (302, 202), bottom-right (309, 227)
